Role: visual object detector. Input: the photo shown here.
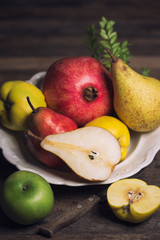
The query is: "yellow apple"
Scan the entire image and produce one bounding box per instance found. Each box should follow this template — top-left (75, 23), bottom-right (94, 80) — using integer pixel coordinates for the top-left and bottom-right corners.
top-left (107, 178), bottom-right (160, 223)
top-left (85, 116), bottom-right (130, 161)
top-left (0, 80), bottom-right (46, 131)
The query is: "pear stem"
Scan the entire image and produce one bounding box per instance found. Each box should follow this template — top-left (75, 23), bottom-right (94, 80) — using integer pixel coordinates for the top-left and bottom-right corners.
top-left (25, 129), bottom-right (43, 142)
top-left (106, 49), bottom-right (117, 63)
top-left (26, 96), bottom-right (36, 112)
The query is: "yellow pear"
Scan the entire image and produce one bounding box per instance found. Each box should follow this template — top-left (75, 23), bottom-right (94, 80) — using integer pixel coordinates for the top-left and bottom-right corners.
top-left (107, 178), bottom-right (160, 223)
top-left (107, 50), bottom-right (160, 132)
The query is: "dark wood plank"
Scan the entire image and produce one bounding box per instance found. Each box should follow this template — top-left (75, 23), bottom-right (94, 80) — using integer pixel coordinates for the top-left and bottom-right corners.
top-left (0, 0), bottom-right (160, 58)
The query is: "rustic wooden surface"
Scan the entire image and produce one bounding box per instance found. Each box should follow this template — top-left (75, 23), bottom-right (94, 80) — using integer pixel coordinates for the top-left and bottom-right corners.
top-left (0, 1), bottom-right (160, 239)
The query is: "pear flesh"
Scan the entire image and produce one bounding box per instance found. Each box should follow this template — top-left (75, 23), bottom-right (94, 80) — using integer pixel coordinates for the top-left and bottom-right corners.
top-left (40, 126), bottom-right (121, 181)
top-left (111, 59), bottom-right (160, 132)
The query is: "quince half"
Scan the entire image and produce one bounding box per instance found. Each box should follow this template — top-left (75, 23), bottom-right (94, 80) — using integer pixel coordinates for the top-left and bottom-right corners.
top-left (0, 81), bottom-right (46, 131)
top-left (85, 116), bottom-right (130, 161)
top-left (107, 178), bottom-right (160, 223)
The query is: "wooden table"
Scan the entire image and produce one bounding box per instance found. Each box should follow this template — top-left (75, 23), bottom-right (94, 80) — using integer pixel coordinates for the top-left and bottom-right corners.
top-left (0, 1), bottom-right (160, 239)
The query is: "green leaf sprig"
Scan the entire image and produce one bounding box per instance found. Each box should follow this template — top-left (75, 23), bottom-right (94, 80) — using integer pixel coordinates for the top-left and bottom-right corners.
top-left (84, 16), bottom-right (150, 76)
top-left (99, 17), bottom-right (132, 70)
top-left (84, 17), bottom-right (131, 70)
top-left (142, 67), bottom-right (150, 77)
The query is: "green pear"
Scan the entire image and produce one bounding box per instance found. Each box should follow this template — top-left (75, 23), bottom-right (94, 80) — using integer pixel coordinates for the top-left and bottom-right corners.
top-left (107, 50), bottom-right (160, 132)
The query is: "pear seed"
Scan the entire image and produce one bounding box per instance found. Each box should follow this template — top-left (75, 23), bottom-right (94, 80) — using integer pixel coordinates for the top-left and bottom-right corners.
top-left (89, 155), bottom-right (94, 160)
top-left (88, 151), bottom-right (99, 160)
top-left (91, 151), bottom-right (98, 155)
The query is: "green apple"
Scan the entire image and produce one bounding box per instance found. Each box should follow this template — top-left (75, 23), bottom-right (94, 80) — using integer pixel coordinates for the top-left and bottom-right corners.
top-left (0, 170), bottom-right (54, 225)
top-left (0, 80), bottom-right (46, 131)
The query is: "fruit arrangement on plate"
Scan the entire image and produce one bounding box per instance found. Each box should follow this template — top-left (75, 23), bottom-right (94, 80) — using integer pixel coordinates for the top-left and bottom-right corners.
top-left (0, 17), bottom-right (160, 182)
top-left (1, 47), bottom-right (160, 182)
top-left (0, 17), bottom-right (160, 225)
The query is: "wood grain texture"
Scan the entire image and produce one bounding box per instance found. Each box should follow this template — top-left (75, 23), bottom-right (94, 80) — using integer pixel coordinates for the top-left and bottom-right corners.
top-left (0, 0), bottom-right (160, 239)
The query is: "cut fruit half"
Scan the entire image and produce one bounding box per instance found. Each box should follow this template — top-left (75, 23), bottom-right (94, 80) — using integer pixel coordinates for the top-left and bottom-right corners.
top-left (40, 126), bottom-right (121, 181)
top-left (107, 178), bottom-right (160, 223)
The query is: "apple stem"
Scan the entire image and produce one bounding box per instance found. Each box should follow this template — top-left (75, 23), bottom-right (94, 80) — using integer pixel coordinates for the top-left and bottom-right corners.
top-left (22, 185), bottom-right (29, 191)
top-left (26, 96), bottom-right (36, 112)
top-left (106, 49), bottom-right (117, 63)
top-left (25, 129), bottom-right (43, 142)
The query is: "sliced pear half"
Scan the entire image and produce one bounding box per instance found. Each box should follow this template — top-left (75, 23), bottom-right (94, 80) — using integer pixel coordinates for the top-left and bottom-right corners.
top-left (107, 178), bottom-right (160, 223)
top-left (40, 126), bottom-right (121, 181)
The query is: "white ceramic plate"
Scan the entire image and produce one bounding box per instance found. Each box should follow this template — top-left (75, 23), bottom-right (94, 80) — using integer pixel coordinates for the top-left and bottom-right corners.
top-left (0, 72), bottom-right (160, 186)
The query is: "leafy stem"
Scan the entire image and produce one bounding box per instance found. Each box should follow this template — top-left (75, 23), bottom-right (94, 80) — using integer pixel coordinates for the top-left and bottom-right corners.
top-left (84, 16), bottom-right (150, 76)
